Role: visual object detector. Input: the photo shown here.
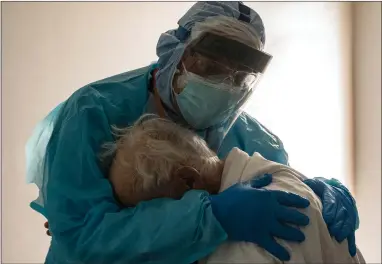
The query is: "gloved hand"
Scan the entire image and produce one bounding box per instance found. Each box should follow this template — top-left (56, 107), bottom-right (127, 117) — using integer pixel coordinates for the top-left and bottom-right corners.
top-left (304, 177), bottom-right (359, 257)
top-left (210, 173), bottom-right (310, 261)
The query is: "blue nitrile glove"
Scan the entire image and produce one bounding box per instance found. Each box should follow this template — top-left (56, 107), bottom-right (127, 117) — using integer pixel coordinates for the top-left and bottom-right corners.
top-left (209, 173), bottom-right (310, 261)
top-left (304, 177), bottom-right (359, 257)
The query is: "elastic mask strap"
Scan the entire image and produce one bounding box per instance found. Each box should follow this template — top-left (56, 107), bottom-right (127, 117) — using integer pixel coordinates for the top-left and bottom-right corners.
top-left (152, 69), bottom-right (166, 118)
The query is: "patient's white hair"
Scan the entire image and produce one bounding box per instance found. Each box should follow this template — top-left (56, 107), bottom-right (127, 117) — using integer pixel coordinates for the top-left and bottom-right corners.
top-left (103, 114), bottom-right (222, 206)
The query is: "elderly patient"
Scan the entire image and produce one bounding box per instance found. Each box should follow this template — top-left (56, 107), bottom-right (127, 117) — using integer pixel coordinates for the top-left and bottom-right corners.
top-left (104, 114), bottom-right (365, 264)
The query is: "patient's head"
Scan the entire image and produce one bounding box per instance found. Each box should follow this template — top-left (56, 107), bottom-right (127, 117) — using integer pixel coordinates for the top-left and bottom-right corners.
top-left (103, 115), bottom-right (224, 207)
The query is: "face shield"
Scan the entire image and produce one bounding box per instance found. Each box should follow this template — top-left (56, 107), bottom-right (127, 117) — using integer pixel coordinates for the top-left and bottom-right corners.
top-left (182, 32), bottom-right (271, 88)
top-left (173, 17), bottom-right (272, 130)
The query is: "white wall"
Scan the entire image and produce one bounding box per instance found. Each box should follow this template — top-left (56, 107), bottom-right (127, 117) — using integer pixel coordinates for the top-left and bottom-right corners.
top-left (353, 3), bottom-right (382, 263)
top-left (244, 2), bottom-right (353, 188)
top-left (0, 2), bottom-right (365, 262)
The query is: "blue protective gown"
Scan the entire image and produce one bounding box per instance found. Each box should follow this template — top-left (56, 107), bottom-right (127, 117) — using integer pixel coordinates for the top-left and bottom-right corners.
top-left (29, 64), bottom-right (288, 264)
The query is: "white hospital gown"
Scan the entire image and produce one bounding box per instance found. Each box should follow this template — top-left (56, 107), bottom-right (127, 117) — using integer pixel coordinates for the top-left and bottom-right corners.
top-left (201, 147), bottom-right (365, 264)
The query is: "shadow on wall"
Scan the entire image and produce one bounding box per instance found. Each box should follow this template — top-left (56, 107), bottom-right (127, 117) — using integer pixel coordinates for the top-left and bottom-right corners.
top-left (352, 2), bottom-right (382, 263)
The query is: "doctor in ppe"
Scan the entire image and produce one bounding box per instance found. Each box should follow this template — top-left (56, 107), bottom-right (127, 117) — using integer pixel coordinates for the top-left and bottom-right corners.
top-left (26, 2), bottom-right (359, 263)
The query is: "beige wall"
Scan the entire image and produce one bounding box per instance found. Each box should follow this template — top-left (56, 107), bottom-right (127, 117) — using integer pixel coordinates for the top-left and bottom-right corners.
top-left (1, 2), bottom-right (191, 262)
top-left (353, 2), bottom-right (382, 263)
top-left (0, 2), bottom-right (377, 263)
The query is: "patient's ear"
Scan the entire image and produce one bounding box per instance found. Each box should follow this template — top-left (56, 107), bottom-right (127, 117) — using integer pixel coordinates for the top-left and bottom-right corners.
top-left (167, 166), bottom-right (203, 198)
top-left (174, 166), bottom-right (200, 188)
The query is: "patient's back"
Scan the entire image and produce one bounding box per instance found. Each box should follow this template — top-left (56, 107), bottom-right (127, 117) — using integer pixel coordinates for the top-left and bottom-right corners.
top-left (201, 148), bottom-right (364, 264)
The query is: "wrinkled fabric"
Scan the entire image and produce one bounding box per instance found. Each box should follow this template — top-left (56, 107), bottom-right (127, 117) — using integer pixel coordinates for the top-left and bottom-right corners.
top-left (203, 148), bottom-right (365, 264)
top-left (26, 103), bottom-right (64, 217)
top-left (209, 171), bottom-right (310, 262)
